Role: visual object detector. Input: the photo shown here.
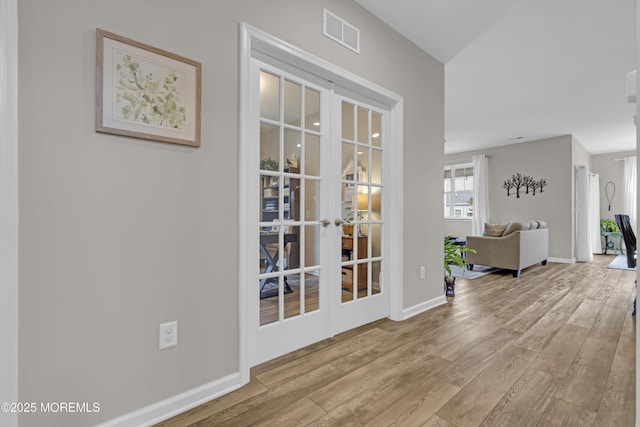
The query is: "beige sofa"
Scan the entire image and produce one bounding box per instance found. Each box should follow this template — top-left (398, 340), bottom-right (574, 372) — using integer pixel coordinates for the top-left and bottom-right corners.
top-left (466, 220), bottom-right (549, 278)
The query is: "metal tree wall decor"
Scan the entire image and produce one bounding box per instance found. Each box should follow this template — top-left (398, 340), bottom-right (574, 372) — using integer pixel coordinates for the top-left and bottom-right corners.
top-left (503, 173), bottom-right (547, 198)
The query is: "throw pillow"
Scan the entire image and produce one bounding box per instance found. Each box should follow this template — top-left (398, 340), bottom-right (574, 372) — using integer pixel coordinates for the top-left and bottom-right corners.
top-left (529, 220), bottom-right (539, 229)
top-left (503, 221), bottom-right (530, 236)
top-left (536, 220), bottom-right (548, 229)
top-left (484, 223), bottom-right (508, 237)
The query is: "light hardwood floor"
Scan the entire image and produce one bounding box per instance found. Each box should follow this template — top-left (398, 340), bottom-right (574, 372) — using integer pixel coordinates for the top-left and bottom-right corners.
top-left (157, 255), bottom-right (636, 426)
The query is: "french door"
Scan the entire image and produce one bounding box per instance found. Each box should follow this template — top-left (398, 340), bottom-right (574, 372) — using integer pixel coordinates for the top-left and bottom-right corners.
top-left (332, 95), bottom-right (388, 335)
top-left (249, 59), bottom-right (389, 366)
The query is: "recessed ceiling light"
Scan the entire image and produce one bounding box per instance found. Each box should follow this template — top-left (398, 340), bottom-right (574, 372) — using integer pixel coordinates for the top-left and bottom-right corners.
top-left (296, 144), bottom-right (301, 147)
top-left (357, 151), bottom-right (363, 155)
top-left (372, 132), bottom-right (380, 138)
top-left (313, 122), bottom-right (320, 126)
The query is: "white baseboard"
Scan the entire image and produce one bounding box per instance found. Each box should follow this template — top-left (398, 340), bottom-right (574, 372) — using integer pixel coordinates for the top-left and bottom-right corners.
top-left (95, 372), bottom-right (244, 427)
top-left (401, 295), bottom-right (447, 320)
top-left (548, 257), bottom-right (576, 264)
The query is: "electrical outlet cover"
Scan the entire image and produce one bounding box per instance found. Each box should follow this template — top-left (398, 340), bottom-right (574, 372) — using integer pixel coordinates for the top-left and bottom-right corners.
top-left (159, 321), bottom-right (178, 350)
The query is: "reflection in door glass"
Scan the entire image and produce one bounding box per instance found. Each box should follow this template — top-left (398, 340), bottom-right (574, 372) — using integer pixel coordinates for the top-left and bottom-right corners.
top-left (305, 134), bottom-right (320, 176)
top-left (260, 123), bottom-right (280, 171)
top-left (342, 101), bottom-right (354, 140)
top-left (284, 129), bottom-right (301, 169)
top-left (372, 260), bottom-right (381, 295)
top-left (371, 223), bottom-right (382, 258)
top-left (260, 175), bottom-right (279, 223)
top-left (260, 71), bottom-right (280, 122)
top-left (305, 88), bottom-right (320, 131)
top-left (304, 269), bottom-right (320, 314)
top-left (357, 107), bottom-right (368, 144)
top-left (259, 226), bottom-right (283, 325)
top-left (371, 112), bottom-right (382, 148)
top-left (304, 179), bottom-right (320, 221)
top-left (371, 149), bottom-right (382, 185)
top-left (342, 142), bottom-right (355, 182)
top-left (284, 80), bottom-right (301, 126)
top-left (284, 272), bottom-right (301, 319)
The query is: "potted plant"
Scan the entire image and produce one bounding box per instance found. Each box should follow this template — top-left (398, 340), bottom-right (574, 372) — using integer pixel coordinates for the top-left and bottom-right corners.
top-left (444, 236), bottom-right (476, 297)
top-left (260, 157), bottom-right (278, 187)
top-left (342, 213), bottom-right (354, 235)
top-left (600, 218), bottom-right (620, 232)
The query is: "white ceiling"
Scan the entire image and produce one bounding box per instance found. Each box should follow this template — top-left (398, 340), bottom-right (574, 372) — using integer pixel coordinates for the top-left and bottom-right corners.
top-left (356, 0), bottom-right (637, 154)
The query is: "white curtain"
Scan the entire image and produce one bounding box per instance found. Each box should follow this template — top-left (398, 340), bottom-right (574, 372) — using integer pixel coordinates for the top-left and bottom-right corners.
top-left (472, 155), bottom-right (489, 236)
top-left (623, 156), bottom-right (637, 230)
top-left (589, 173), bottom-right (601, 254)
top-left (576, 166), bottom-right (593, 262)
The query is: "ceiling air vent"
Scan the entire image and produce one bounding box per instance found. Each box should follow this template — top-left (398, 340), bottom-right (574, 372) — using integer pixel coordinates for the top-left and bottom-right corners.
top-left (323, 9), bottom-right (360, 54)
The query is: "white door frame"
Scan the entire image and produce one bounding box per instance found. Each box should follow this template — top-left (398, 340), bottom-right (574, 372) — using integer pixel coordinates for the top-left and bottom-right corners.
top-left (0, 0), bottom-right (19, 426)
top-left (239, 23), bottom-right (404, 383)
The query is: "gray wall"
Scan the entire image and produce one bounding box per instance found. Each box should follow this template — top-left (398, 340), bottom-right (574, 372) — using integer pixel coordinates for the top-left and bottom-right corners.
top-left (17, 1), bottom-right (444, 425)
top-left (592, 150), bottom-right (637, 221)
top-left (445, 135), bottom-right (580, 260)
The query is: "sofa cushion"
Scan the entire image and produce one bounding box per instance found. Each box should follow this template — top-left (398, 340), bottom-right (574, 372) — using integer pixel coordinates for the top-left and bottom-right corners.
top-left (503, 221), bottom-right (531, 236)
top-left (484, 223), bottom-right (508, 237)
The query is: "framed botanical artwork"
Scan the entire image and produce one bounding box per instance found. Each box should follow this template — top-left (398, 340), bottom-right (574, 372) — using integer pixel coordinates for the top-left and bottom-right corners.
top-left (96, 28), bottom-right (201, 147)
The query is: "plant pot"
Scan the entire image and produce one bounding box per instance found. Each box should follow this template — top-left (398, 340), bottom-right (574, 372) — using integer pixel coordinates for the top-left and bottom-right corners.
top-left (343, 224), bottom-right (354, 235)
top-left (444, 276), bottom-right (456, 297)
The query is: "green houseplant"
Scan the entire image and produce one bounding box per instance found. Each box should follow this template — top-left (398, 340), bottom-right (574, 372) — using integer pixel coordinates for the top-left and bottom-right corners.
top-left (260, 157), bottom-right (278, 187)
top-left (444, 236), bottom-right (476, 297)
top-left (342, 213), bottom-right (354, 235)
top-left (600, 218), bottom-right (620, 232)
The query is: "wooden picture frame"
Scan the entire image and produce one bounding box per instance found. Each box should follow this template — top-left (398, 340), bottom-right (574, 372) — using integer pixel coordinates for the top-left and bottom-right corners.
top-left (96, 28), bottom-right (201, 147)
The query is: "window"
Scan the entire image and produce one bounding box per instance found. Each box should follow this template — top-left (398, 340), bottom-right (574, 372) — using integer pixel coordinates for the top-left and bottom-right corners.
top-left (444, 164), bottom-right (474, 218)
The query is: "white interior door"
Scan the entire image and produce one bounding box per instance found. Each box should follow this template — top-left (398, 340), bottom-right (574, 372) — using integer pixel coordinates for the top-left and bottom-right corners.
top-left (249, 60), bottom-right (391, 366)
top-left (250, 61), bottom-right (333, 366)
top-left (332, 95), bottom-right (389, 334)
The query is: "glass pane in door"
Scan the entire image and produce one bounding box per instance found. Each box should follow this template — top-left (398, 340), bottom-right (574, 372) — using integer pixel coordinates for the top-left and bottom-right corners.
top-left (284, 80), bottom-right (301, 126)
top-left (258, 68), bottom-right (323, 326)
top-left (340, 100), bottom-right (383, 303)
top-left (260, 71), bottom-right (280, 122)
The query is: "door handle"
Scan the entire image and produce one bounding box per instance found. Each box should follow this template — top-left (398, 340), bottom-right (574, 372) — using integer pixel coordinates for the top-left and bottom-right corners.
top-left (321, 219), bottom-right (331, 227)
top-left (335, 218), bottom-right (342, 226)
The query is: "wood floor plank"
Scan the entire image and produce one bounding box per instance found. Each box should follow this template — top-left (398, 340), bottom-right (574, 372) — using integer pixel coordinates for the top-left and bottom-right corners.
top-left (515, 292), bottom-right (583, 352)
top-left (595, 354), bottom-right (635, 427)
top-left (478, 368), bottom-right (559, 427)
top-left (530, 323), bottom-right (590, 378)
top-left (248, 397), bottom-right (326, 427)
top-left (255, 327), bottom-right (392, 387)
top-left (553, 337), bottom-right (618, 413)
top-left (329, 324), bottom-right (440, 374)
top-left (536, 398), bottom-right (597, 426)
top-left (566, 298), bottom-right (605, 329)
top-left (433, 328), bottom-right (522, 388)
top-left (502, 286), bottom-right (571, 333)
top-left (309, 341), bottom-right (436, 412)
top-left (587, 306), bottom-right (628, 345)
top-left (420, 415), bottom-right (459, 427)
top-left (436, 345), bottom-right (538, 427)
top-left (428, 315), bottom-right (503, 361)
top-left (249, 319), bottom-right (385, 377)
top-left (154, 256), bottom-right (635, 427)
top-left (308, 357), bottom-right (451, 426)
top-left (365, 376), bottom-right (459, 427)
top-left (190, 364), bottom-right (344, 427)
top-left (153, 380), bottom-right (268, 427)
top-left (616, 306), bottom-right (636, 360)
